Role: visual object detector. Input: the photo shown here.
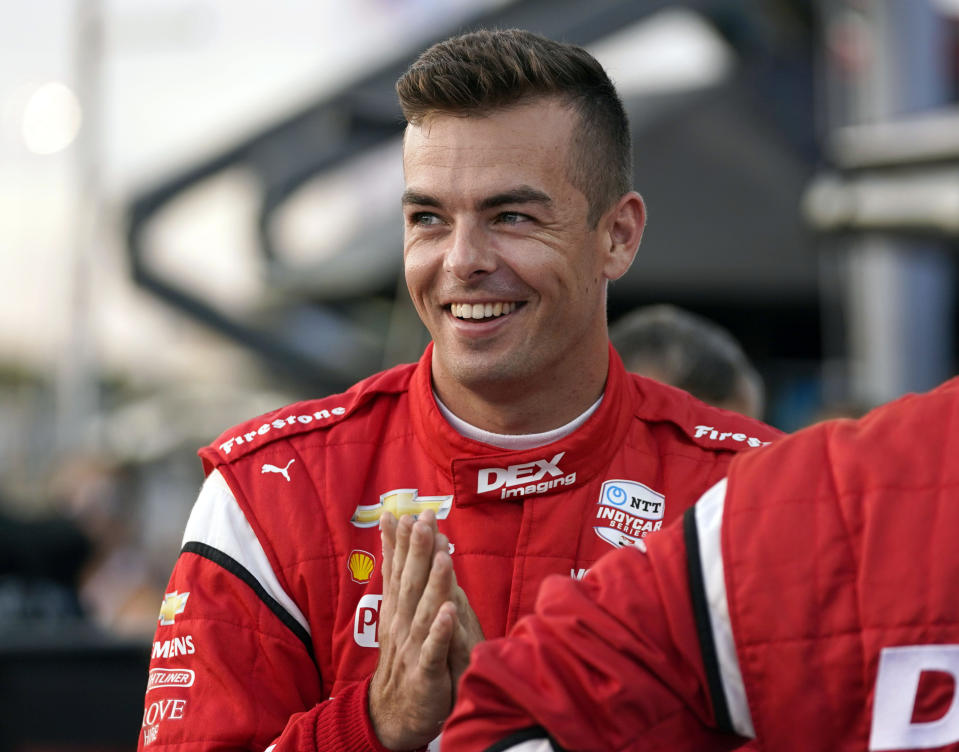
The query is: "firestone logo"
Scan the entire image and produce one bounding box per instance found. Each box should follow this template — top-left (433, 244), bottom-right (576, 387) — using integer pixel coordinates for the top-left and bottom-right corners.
top-left (219, 407), bottom-right (347, 455)
top-left (693, 425), bottom-right (771, 448)
top-left (477, 452), bottom-right (575, 499)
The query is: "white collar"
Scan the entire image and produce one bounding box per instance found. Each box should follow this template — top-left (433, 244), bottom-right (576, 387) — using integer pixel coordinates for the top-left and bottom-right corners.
top-left (434, 393), bottom-right (604, 450)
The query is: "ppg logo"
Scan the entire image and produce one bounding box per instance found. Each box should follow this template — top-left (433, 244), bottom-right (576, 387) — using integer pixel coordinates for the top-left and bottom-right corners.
top-left (353, 594), bottom-right (382, 648)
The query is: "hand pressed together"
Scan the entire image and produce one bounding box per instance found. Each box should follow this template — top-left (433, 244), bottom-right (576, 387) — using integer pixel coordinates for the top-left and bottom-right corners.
top-left (369, 510), bottom-right (484, 750)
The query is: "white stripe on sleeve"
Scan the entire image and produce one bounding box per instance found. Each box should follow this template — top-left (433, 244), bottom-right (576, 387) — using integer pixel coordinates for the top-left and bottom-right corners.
top-left (182, 469), bottom-right (310, 635)
top-left (694, 478), bottom-right (755, 738)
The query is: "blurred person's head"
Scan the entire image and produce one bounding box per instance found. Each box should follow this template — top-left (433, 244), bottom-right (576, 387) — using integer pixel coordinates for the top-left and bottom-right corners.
top-left (610, 304), bottom-right (765, 419)
top-left (397, 29), bottom-right (646, 433)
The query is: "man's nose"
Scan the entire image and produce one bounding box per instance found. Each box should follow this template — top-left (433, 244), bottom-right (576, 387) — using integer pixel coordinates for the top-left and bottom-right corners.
top-left (443, 222), bottom-right (496, 282)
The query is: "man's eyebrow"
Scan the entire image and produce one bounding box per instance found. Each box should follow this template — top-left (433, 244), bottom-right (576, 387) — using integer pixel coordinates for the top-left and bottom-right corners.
top-left (401, 190), bottom-right (440, 207)
top-left (478, 187), bottom-right (552, 211)
top-left (400, 186), bottom-right (553, 210)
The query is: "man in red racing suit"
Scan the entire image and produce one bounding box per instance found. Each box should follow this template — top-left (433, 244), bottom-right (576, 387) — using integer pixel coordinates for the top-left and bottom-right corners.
top-left (445, 376), bottom-right (959, 752)
top-left (137, 28), bottom-right (782, 752)
top-left (137, 344), bottom-right (777, 751)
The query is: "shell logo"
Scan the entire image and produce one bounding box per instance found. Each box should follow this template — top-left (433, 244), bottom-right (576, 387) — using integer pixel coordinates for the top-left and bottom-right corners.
top-left (348, 550), bottom-right (376, 584)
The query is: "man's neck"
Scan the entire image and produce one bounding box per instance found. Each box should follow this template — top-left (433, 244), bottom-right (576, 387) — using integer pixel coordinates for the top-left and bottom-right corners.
top-left (431, 358), bottom-right (609, 435)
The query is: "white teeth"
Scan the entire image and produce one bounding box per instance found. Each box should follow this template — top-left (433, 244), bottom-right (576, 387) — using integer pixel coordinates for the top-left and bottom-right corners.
top-left (451, 302), bottom-right (517, 320)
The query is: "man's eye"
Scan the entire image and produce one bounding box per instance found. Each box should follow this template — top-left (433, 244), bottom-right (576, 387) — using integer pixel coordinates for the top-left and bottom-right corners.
top-left (496, 212), bottom-right (528, 225)
top-left (410, 212), bottom-right (442, 226)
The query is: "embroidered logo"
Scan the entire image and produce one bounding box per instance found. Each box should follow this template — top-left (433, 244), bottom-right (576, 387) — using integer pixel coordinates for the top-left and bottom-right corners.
top-left (593, 480), bottom-right (665, 549)
top-left (158, 591), bottom-right (190, 626)
top-left (477, 452), bottom-right (575, 499)
top-left (693, 425), bottom-right (771, 448)
top-left (350, 489), bottom-right (453, 528)
top-left (218, 408), bottom-right (346, 455)
top-left (147, 668), bottom-right (196, 691)
top-left (261, 459), bottom-right (295, 482)
top-left (354, 593), bottom-right (382, 647)
top-left (347, 550), bottom-right (376, 584)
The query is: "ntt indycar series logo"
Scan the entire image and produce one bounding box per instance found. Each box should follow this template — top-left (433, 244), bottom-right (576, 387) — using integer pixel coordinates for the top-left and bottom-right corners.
top-left (594, 479), bottom-right (665, 548)
top-left (477, 452), bottom-right (576, 499)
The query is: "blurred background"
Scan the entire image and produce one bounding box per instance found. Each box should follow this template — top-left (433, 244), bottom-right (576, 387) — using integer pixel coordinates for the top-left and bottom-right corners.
top-left (2, 0), bottom-right (959, 747)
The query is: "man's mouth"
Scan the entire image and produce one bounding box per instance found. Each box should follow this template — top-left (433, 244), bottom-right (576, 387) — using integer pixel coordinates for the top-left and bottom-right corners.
top-left (449, 302), bottom-right (520, 321)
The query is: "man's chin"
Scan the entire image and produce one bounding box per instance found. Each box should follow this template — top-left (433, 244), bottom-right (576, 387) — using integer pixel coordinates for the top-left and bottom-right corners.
top-left (435, 348), bottom-right (529, 390)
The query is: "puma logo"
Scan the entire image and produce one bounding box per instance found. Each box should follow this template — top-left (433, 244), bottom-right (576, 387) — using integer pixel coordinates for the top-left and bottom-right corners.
top-left (261, 459), bottom-right (295, 482)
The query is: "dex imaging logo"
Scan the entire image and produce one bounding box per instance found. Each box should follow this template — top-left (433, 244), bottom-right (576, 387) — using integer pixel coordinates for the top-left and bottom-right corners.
top-left (477, 452), bottom-right (575, 499)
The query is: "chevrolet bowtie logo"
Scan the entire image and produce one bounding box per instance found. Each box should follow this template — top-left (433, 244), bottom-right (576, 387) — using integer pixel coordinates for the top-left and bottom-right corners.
top-left (158, 591), bottom-right (190, 626)
top-left (350, 489), bottom-right (453, 528)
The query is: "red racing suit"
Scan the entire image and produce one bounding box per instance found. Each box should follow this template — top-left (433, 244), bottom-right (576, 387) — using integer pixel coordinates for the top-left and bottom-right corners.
top-left (445, 376), bottom-right (959, 752)
top-left (137, 344), bottom-right (780, 752)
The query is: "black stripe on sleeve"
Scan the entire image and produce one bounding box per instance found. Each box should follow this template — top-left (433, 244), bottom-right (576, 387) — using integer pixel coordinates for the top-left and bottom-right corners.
top-left (181, 541), bottom-right (314, 660)
top-left (683, 506), bottom-right (734, 734)
top-left (484, 726), bottom-right (568, 752)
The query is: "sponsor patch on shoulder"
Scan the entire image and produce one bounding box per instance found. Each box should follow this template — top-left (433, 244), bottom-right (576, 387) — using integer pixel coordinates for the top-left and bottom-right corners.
top-left (692, 425), bottom-right (772, 448)
top-left (593, 479), bottom-right (665, 549)
top-left (147, 668), bottom-right (195, 691)
top-left (218, 408), bottom-right (347, 456)
top-left (158, 591), bottom-right (189, 626)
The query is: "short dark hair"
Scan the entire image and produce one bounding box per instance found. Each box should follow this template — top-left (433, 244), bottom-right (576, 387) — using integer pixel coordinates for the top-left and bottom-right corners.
top-left (396, 28), bottom-right (632, 225)
top-left (610, 305), bottom-right (765, 418)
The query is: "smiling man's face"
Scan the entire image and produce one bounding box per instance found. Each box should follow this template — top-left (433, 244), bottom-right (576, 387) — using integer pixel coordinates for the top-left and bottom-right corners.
top-left (402, 98), bottom-right (623, 417)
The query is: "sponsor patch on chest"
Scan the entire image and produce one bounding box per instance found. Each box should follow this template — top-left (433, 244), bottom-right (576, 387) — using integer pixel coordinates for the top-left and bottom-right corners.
top-left (477, 452), bottom-right (576, 500)
top-left (593, 479), bottom-right (665, 549)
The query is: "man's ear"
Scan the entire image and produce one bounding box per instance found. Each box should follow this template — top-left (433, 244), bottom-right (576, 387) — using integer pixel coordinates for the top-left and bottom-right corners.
top-left (601, 191), bottom-right (646, 281)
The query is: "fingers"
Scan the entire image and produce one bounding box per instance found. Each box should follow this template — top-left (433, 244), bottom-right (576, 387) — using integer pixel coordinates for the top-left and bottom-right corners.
top-left (419, 507), bottom-right (437, 533)
top-left (383, 513), bottom-right (453, 657)
top-left (379, 511), bottom-right (405, 636)
top-left (448, 581), bottom-right (485, 692)
top-left (380, 511), bottom-right (397, 595)
top-left (370, 511), bottom-right (463, 750)
top-left (420, 600), bottom-right (456, 677)
top-left (434, 527), bottom-right (450, 557)
top-left (408, 548), bottom-right (454, 645)
top-left (392, 513), bottom-right (415, 584)
top-left (396, 520), bottom-right (436, 616)
top-left (369, 595), bottom-right (459, 749)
